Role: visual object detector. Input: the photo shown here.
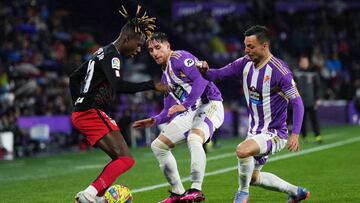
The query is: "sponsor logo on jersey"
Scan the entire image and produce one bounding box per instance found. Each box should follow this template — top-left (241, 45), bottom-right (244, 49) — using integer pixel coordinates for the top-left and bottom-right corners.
top-left (184, 58), bottom-right (195, 67)
top-left (249, 86), bottom-right (263, 105)
top-left (172, 85), bottom-right (187, 102)
top-left (111, 57), bottom-right (121, 70)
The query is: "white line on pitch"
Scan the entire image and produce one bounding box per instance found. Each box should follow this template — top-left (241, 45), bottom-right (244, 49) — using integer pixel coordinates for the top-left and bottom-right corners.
top-left (131, 136), bottom-right (360, 193)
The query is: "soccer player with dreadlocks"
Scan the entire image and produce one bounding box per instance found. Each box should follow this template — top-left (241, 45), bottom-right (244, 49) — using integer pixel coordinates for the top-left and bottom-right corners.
top-left (71, 5), bottom-right (167, 203)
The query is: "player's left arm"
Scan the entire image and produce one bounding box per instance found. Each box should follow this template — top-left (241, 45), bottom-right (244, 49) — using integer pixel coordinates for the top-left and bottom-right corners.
top-left (168, 57), bottom-right (208, 116)
top-left (279, 73), bottom-right (304, 152)
top-left (100, 53), bottom-right (158, 93)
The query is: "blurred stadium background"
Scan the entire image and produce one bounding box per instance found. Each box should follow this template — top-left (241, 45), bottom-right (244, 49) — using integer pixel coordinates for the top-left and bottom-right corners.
top-left (0, 0), bottom-right (360, 202)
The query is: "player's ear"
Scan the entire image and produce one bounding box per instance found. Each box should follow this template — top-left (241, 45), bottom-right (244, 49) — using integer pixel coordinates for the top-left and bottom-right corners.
top-left (263, 42), bottom-right (269, 49)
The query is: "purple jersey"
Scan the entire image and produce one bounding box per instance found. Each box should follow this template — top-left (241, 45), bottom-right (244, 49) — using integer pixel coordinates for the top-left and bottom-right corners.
top-left (206, 55), bottom-right (303, 139)
top-left (153, 50), bottom-right (222, 124)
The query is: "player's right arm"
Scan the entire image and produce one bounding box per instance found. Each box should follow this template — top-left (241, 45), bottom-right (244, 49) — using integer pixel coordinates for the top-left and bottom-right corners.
top-left (69, 62), bottom-right (87, 105)
top-left (132, 94), bottom-right (177, 129)
top-left (197, 57), bottom-right (247, 82)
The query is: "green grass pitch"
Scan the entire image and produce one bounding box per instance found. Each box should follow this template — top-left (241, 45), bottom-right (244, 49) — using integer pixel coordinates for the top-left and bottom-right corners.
top-left (0, 125), bottom-right (359, 202)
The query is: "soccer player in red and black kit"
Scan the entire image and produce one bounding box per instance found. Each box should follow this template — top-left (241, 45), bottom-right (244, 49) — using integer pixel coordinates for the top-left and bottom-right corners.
top-left (70, 5), bottom-right (168, 203)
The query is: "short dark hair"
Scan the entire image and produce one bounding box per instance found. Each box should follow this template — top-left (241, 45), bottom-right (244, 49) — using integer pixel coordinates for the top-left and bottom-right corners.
top-left (244, 25), bottom-right (270, 44)
top-left (147, 32), bottom-right (169, 43)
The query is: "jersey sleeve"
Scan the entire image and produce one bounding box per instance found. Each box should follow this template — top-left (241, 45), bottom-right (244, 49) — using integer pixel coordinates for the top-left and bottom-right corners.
top-left (177, 55), bottom-right (209, 109)
top-left (205, 56), bottom-right (246, 82)
top-left (279, 73), bottom-right (304, 134)
top-left (100, 53), bottom-right (155, 93)
top-left (152, 94), bottom-right (177, 125)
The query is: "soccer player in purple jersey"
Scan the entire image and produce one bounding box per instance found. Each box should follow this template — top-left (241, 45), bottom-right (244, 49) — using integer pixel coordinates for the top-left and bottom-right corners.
top-left (197, 25), bottom-right (310, 203)
top-left (70, 6), bottom-right (168, 203)
top-left (133, 32), bottom-right (224, 203)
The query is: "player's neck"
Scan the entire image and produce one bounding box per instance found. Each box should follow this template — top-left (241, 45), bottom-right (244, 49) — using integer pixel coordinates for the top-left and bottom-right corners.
top-left (112, 38), bottom-right (121, 54)
top-left (255, 52), bottom-right (272, 69)
top-left (161, 50), bottom-right (172, 70)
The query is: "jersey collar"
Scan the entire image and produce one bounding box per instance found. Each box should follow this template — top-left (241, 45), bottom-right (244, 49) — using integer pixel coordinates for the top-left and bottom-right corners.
top-left (255, 54), bottom-right (272, 70)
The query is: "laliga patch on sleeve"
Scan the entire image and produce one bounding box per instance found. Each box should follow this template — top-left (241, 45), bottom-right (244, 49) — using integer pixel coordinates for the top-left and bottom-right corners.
top-left (111, 57), bottom-right (121, 70)
top-left (184, 58), bottom-right (195, 67)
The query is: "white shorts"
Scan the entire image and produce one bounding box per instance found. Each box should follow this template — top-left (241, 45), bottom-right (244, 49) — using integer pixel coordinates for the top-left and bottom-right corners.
top-left (161, 100), bottom-right (224, 144)
top-left (247, 131), bottom-right (287, 170)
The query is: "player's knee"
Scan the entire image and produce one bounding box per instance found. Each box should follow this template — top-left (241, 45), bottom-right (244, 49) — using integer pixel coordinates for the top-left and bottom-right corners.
top-left (110, 147), bottom-right (129, 159)
top-left (151, 138), bottom-right (170, 154)
top-left (119, 156), bottom-right (135, 170)
top-left (236, 145), bottom-right (251, 159)
top-left (187, 133), bottom-right (204, 145)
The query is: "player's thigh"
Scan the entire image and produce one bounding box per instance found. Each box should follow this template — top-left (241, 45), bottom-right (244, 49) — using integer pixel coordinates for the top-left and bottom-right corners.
top-left (192, 101), bottom-right (224, 141)
top-left (248, 132), bottom-right (287, 155)
top-left (161, 110), bottom-right (195, 144)
top-left (96, 131), bottom-right (130, 159)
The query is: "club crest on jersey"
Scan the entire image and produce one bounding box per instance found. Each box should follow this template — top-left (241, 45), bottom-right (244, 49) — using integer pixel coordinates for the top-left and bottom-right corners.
top-left (111, 57), bottom-right (120, 70)
top-left (263, 75), bottom-right (271, 86)
top-left (184, 58), bottom-right (195, 67)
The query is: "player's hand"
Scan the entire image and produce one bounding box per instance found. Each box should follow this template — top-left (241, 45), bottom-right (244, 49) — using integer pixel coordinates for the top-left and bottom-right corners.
top-left (132, 118), bottom-right (156, 129)
top-left (196, 61), bottom-right (209, 74)
top-left (155, 83), bottom-right (170, 94)
top-left (287, 133), bottom-right (300, 152)
top-left (167, 104), bottom-right (186, 117)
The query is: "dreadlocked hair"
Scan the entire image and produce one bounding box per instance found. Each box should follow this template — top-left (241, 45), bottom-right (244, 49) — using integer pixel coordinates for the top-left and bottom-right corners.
top-left (119, 4), bottom-right (156, 39)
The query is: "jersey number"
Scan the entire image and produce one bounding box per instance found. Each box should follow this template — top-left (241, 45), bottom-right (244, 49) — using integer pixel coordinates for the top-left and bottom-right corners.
top-left (82, 59), bottom-right (95, 93)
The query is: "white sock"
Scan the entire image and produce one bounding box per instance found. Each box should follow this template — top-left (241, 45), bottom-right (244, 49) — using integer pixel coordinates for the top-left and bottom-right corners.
top-left (187, 133), bottom-right (206, 191)
top-left (95, 196), bottom-right (105, 202)
top-left (151, 139), bottom-right (185, 195)
top-left (84, 185), bottom-right (98, 196)
top-left (252, 172), bottom-right (298, 195)
top-left (238, 156), bottom-right (254, 193)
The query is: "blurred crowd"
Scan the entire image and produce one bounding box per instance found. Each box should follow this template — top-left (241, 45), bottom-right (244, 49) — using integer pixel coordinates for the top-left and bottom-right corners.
top-left (0, 0), bottom-right (360, 158)
top-left (173, 1), bottom-right (360, 101)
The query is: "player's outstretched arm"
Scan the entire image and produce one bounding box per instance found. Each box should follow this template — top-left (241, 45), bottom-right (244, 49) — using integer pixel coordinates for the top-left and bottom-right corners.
top-left (113, 79), bottom-right (169, 94)
top-left (196, 59), bottom-right (244, 82)
top-left (132, 118), bottom-right (156, 129)
top-left (115, 80), bottom-right (157, 93)
top-left (101, 56), bottom-right (169, 94)
top-left (154, 83), bottom-right (170, 94)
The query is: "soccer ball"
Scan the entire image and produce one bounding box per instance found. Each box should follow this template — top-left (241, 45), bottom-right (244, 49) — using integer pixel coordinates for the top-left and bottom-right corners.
top-left (104, 184), bottom-right (132, 203)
